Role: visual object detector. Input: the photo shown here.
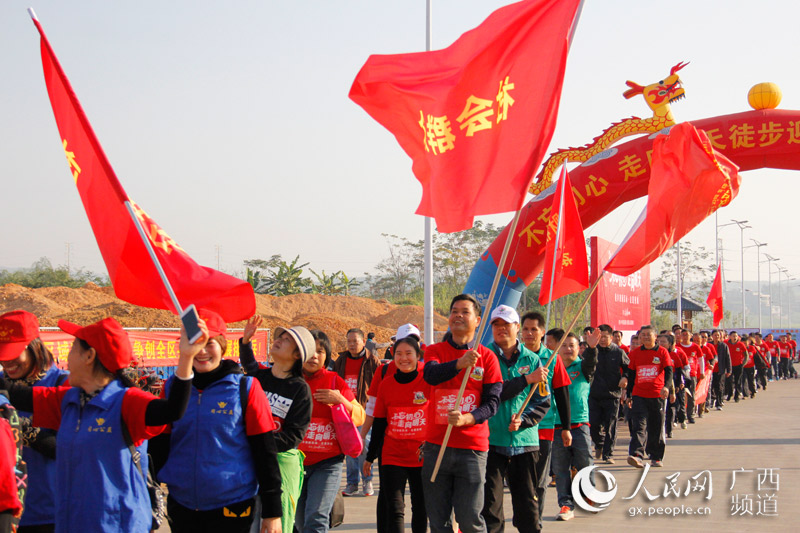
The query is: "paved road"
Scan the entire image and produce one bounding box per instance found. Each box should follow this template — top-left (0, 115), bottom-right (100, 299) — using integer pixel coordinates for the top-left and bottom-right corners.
top-left (333, 378), bottom-right (800, 532)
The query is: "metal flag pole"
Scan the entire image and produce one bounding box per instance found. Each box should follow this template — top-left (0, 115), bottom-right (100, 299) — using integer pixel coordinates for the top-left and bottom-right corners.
top-left (423, 0), bottom-right (434, 346)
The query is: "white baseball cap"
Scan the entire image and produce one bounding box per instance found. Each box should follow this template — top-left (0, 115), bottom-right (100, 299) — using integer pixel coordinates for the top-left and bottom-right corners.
top-left (490, 305), bottom-right (520, 324)
top-left (392, 323), bottom-right (421, 341)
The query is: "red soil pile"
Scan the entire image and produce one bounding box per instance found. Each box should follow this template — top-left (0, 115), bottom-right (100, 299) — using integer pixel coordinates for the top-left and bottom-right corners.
top-left (0, 284), bottom-right (447, 353)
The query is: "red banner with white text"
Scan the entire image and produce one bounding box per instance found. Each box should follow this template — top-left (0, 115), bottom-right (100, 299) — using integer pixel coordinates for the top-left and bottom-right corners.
top-left (39, 330), bottom-right (270, 368)
top-left (590, 237), bottom-right (650, 330)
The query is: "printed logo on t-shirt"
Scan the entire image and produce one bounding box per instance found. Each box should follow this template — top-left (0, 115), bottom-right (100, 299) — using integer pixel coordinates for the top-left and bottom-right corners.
top-left (470, 366), bottom-right (484, 381)
top-left (518, 365), bottom-right (531, 374)
top-left (299, 418), bottom-right (339, 453)
top-left (637, 365), bottom-right (659, 382)
top-left (412, 391), bottom-right (427, 405)
top-left (345, 375), bottom-right (358, 393)
top-left (652, 357), bottom-right (660, 364)
top-left (434, 389), bottom-right (477, 424)
top-left (266, 392), bottom-right (293, 421)
top-left (387, 406), bottom-right (427, 440)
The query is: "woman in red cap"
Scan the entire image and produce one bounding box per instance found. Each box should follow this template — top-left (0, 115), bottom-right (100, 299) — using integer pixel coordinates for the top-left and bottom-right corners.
top-left (295, 329), bottom-right (365, 533)
top-left (239, 315), bottom-right (313, 533)
top-left (0, 310), bottom-right (69, 533)
top-left (0, 315), bottom-right (203, 533)
top-left (151, 309), bottom-right (282, 533)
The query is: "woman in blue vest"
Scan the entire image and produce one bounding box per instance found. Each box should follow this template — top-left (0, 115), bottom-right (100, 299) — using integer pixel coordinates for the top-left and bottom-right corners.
top-left (151, 309), bottom-right (282, 533)
top-left (0, 310), bottom-right (69, 533)
top-left (0, 315), bottom-right (201, 532)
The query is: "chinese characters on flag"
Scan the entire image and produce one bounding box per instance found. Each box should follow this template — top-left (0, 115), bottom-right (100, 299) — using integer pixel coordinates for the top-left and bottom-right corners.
top-left (539, 167), bottom-right (589, 305)
top-left (32, 15), bottom-right (255, 322)
top-left (350, 0), bottom-right (582, 232)
top-left (707, 263), bottom-right (724, 327)
top-left (604, 122), bottom-right (741, 277)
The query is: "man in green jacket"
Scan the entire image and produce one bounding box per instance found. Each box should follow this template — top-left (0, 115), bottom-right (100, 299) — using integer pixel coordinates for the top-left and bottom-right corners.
top-left (481, 305), bottom-right (550, 533)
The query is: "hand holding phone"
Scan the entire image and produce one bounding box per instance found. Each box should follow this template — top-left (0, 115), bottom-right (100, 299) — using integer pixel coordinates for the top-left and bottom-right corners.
top-left (180, 305), bottom-right (203, 345)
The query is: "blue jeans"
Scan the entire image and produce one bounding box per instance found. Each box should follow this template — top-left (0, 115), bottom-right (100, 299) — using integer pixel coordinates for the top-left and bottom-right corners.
top-left (295, 456), bottom-right (343, 533)
top-left (346, 431), bottom-right (372, 485)
top-left (551, 425), bottom-right (594, 510)
top-left (422, 443), bottom-right (487, 533)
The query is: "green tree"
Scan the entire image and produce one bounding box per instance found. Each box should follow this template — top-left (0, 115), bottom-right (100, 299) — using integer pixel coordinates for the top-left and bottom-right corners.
top-left (309, 269), bottom-right (344, 295)
top-left (0, 257), bottom-right (108, 288)
top-left (651, 241), bottom-right (715, 328)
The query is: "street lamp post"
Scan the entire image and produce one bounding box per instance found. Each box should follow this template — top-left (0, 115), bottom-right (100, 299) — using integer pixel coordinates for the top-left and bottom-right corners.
top-left (764, 254), bottom-right (779, 330)
top-left (746, 240), bottom-right (768, 333)
top-left (730, 220), bottom-right (751, 328)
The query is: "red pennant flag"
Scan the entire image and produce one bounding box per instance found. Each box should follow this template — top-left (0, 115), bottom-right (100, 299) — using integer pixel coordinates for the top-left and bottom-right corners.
top-left (32, 15), bottom-right (255, 322)
top-left (538, 168), bottom-right (589, 305)
top-left (604, 122), bottom-right (741, 277)
top-left (349, 0), bottom-right (581, 233)
top-left (707, 263), bottom-right (724, 327)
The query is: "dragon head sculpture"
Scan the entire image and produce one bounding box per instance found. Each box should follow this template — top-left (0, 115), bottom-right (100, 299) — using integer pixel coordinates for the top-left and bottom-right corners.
top-left (623, 61), bottom-right (688, 121)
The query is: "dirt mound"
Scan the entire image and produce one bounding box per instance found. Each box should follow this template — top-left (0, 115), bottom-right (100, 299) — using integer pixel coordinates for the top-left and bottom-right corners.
top-left (0, 284), bottom-right (447, 354)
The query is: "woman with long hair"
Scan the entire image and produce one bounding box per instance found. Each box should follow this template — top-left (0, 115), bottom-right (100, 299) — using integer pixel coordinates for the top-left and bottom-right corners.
top-left (294, 329), bottom-right (365, 533)
top-left (0, 315), bottom-right (200, 532)
top-left (0, 310), bottom-right (69, 533)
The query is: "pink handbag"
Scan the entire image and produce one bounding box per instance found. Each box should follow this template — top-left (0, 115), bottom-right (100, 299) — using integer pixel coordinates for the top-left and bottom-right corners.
top-left (330, 377), bottom-right (364, 458)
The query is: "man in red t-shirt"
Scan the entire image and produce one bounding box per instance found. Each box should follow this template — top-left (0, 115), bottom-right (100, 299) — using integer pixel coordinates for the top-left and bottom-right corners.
top-left (626, 325), bottom-right (674, 468)
top-left (786, 333), bottom-right (798, 378)
top-left (764, 334), bottom-right (779, 380)
top-left (725, 331), bottom-right (748, 402)
top-left (613, 330), bottom-right (630, 354)
top-left (777, 335), bottom-right (792, 379)
top-left (421, 294), bottom-right (502, 533)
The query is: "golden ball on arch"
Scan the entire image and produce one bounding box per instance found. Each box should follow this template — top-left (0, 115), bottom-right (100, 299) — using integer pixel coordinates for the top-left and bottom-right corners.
top-left (748, 82), bottom-right (782, 110)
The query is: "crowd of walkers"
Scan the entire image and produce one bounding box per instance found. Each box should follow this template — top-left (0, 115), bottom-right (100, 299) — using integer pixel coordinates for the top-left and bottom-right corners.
top-left (0, 300), bottom-right (796, 532)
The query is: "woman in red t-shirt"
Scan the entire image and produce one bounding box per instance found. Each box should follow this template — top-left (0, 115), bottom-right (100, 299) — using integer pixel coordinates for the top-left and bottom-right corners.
top-left (363, 336), bottom-right (429, 533)
top-left (295, 330), bottom-right (365, 533)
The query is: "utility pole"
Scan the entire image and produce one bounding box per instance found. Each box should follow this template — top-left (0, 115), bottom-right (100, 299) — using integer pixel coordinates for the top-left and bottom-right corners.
top-left (764, 254), bottom-right (779, 330)
top-left (65, 242), bottom-right (71, 273)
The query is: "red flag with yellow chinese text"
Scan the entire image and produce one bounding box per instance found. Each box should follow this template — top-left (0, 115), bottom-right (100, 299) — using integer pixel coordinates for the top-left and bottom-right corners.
top-left (604, 123), bottom-right (741, 277)
top-left (31, 16), bottom-right (255, 322)
top-left (349, 0), bottom-right (581, 233)
top-left (538, 167), bottom-right (589, 305)
top-left (706, 263), bottom-right (724, 327)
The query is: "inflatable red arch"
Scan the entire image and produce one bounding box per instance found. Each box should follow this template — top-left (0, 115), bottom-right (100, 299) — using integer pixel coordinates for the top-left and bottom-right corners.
top-left (463, 108), bottom-right (800, 334)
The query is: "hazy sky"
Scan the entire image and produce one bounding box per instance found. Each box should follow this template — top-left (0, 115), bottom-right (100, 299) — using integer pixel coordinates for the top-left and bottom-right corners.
top-left (2, 0), bottom-right (799, 298)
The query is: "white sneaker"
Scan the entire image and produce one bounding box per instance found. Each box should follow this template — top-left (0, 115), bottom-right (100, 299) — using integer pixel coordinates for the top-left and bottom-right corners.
top-left (557, 506), bottom-right (574, 521)
top-left (363, 481), bottom-right (374, 496)
top-left (681, 421), bottom-right (687, 429)
top-left (342, 483), bottom-right (360, 497)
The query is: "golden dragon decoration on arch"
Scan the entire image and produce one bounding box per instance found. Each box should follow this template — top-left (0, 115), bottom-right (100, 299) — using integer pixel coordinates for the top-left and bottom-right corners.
top-left (530, 62), bottom-right (688, 195)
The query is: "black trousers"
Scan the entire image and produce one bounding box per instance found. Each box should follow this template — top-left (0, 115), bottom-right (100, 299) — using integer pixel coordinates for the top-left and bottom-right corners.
top-left (685, 377), bottom-right (696, 421)
top-left (780, 358), bottom-right (790, 379)
top-left (588, 396), bottom-right (620, 460)
top-left (379, 463), bottom-right (427, 533)
top-left (483, 449), bottom-right (540, 533)
top-left (744, 367), bottom-right (756, 396)
top-left (712, 372), bottom-right (725, 407)
top-left (168, 495), bottom-right (255, 533)
top-left (532, 438), bottom-right (552, 530)
top-left (629, 396), bottom-right (666, 462)
top-left (731, 365), bottom-right (744, 400)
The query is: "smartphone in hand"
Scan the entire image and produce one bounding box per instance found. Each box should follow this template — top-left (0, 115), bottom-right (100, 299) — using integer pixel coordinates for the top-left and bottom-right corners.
top-left (180, 304), bottom-right (203, 345)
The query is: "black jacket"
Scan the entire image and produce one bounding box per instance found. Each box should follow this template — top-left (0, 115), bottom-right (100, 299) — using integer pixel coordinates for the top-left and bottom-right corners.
top-left (588, 343), bottom-right (629, 400)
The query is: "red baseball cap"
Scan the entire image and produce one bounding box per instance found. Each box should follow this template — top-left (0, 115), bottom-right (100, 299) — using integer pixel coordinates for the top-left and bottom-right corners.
top-left (58, 317), bottom-right (132, 373)
top-left (198, 308), bottom-right (227, 338)
top-left (0, 310), bottom-right (41, 361)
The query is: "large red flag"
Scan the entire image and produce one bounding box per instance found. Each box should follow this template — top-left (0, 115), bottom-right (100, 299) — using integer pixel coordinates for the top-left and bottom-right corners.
top-left (706, 263), bottom-right (724, 327)
top-left (539, 168), bottom-right (589, 305)
top-left (32, 15), bottom-right (255, 322)
top-left (604, 122), bottom-right (741, 276)
top-left (349, 0), bottom-right (581, 233)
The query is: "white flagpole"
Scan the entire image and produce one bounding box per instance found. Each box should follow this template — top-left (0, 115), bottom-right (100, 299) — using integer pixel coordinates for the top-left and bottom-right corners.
top-left (124, 201), bottom-right (184, 314)
top-left (544, 165), bottom-right (568, 329)
top-left (423, 0), bottom-right (434, 346)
